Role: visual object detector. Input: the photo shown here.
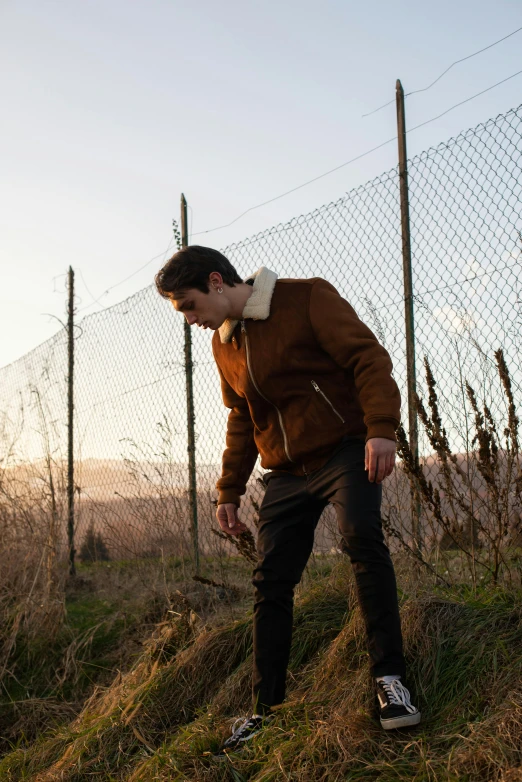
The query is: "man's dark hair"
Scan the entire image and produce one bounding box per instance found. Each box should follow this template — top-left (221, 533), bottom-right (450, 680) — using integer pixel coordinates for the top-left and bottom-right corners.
top-left (154, 245), bottom-right (243, 299)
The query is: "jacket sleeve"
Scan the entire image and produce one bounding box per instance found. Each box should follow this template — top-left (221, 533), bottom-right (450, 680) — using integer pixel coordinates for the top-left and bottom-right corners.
top-left (308, 278), bottom-right (402, 442)
top-left (214, 360), bottom-right (259, 508)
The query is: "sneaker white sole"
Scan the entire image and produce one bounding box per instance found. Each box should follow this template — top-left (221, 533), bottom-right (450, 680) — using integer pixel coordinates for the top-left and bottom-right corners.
top-left (380, 710), bottom-right (421, 730)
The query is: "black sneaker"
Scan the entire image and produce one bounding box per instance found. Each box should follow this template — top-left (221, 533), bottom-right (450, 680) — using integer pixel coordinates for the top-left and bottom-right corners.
top-left (213, 713), bottom-right (275, 757)
top-left (376, 676), bottom-right (421, 729)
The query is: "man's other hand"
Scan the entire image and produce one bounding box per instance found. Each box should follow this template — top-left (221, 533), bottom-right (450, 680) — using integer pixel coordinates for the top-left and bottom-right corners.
top-left (217, 503), bottom-right (247, 536)
top-left (365, 437), bottom-right (397, 483)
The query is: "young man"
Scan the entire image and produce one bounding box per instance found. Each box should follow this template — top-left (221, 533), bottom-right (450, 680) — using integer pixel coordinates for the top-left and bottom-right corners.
top-left (155, 245), bottom-right (420, 753)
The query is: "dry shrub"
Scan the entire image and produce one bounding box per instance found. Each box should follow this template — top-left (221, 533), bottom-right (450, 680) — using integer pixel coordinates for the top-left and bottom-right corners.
top-left (0, 458), bottom-right (68, 710)
top-left (391, 348), bottom-right (522, 587)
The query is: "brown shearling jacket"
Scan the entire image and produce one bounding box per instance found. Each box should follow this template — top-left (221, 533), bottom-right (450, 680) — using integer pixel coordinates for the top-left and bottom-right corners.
top-left (211, 268), bottom-right (401, 507)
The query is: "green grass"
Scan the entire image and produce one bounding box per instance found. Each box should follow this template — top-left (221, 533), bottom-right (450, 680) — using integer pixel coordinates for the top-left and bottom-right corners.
top-left (0, 588), bottom-right (143, 758)
top-left (0, 552), bottom-right (254, 762)
top-left (0, 559), bottom-right (521, 780)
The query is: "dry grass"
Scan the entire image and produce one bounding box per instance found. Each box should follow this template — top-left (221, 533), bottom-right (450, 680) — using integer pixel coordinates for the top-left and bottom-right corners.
top-left (0, 346), bottom-right (520, 779)
top-left (0, 551), bottom-right (254, 760)
top-left (0, 558), bottom-right (520, 781)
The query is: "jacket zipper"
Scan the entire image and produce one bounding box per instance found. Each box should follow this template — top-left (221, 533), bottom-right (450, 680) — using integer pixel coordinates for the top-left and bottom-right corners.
top-left (241, 320), bottom-right (294, 463)
top-left (311, 380), bottom-right (346, 423)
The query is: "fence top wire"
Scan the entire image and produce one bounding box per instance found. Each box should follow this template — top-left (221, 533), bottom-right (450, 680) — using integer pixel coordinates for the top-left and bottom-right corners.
top-left (1, 100), bottom-right (521, 392)
top-left (0, 99), bottom-right (509, 353)
top-left (222, 102), bottom-right (522, 257)
top-left (0, 322), bottom-right (68, 374)
top-left (0, 99), bottom-right (516, 378)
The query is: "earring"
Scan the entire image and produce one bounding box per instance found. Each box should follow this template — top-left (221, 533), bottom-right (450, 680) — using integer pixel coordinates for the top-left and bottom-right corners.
top-left (218, 287), bottom-right (223, 293)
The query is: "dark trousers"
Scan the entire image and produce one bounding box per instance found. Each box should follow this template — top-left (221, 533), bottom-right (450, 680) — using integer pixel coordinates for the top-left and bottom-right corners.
top-left (251, 436), bottom-right (405, 714)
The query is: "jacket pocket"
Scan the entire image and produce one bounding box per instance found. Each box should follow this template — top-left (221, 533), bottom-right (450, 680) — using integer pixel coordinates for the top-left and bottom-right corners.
top-left (311, 380), bottom-right (346, 424)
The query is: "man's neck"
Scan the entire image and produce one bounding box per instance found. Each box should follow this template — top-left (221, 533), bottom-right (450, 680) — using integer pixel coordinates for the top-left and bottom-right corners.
top-left (227, 281), bottom-right (255, 320)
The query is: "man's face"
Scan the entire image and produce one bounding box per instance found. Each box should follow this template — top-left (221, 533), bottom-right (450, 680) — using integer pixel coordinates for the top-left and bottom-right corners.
top-left (170, 285), bottom-right (228, 331)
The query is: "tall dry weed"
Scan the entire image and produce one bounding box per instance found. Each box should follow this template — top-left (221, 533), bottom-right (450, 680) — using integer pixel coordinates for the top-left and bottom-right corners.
top-left (388, 348), bottom-right (522, 587)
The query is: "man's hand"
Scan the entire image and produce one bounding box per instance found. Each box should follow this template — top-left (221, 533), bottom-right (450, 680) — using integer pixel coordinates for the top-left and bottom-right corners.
top-left (365, 437), bottom-right (396, 483)
top-left (216, 503), bottom-right (248, 536)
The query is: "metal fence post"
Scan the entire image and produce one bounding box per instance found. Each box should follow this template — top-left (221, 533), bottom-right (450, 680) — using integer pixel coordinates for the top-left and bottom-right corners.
top-left (396, 80), bottom-right (422, 552)
top-left (181, 194), bottom-right (200, 573)
top-left (67, 265), bottom-right (76, 576)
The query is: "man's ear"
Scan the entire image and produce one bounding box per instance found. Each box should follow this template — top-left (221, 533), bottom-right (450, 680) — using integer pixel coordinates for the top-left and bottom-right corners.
top-left (209, 272), bottom-right (224, 289)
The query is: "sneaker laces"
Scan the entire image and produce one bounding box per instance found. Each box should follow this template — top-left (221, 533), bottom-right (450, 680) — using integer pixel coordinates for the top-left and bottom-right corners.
top-left (230, 716), bottom-right (252, 735)
top-left (380, 679), bottom-right (417, 714)
top-left (229, 714), bottom-right (263, 738)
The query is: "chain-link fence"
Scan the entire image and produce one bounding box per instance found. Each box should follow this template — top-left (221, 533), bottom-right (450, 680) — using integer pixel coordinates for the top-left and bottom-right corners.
top-left (1, 103), bottom-right (521, 573)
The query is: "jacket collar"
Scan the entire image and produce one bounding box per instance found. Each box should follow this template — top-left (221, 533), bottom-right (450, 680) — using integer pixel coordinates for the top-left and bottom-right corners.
top-left (218, 266), bottom-right (278, 343)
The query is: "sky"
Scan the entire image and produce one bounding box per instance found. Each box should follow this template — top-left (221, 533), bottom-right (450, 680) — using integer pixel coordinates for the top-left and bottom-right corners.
top-left (1, 0), bottom-right (522, 370)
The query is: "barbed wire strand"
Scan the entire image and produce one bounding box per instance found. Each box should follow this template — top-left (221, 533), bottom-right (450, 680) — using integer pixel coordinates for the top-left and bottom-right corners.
top-left (76, 235), bottom-right (176, 315)
top-left (190, 67), bottom-right (522, 238)
top-left (363, 24), bottom-right (522, 118)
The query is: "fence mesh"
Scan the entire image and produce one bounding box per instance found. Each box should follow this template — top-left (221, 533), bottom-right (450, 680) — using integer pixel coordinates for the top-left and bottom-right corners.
top-left (1, 103), bottom-right (521, 567)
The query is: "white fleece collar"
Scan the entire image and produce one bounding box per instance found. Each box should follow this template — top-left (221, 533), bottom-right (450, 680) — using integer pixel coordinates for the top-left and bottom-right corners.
top-left (218, 266), bottom-right (278, 343)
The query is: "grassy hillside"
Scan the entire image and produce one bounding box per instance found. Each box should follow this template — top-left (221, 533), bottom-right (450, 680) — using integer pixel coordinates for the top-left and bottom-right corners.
top-left (0, 554), bottom-right (253, 762)
top-left (0, 558), bottom-right (521, 781)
